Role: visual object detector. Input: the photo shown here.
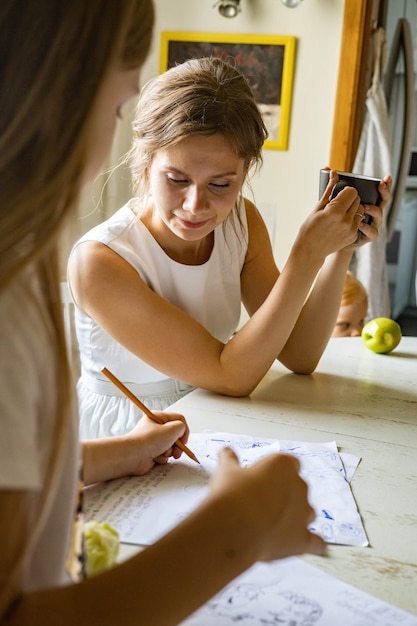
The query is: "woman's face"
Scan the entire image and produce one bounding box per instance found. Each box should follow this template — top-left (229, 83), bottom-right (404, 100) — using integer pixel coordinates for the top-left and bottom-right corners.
top-left (147, 133), bottom-right (247, 242)
top-left (84, 63), bottom-right (141, 183)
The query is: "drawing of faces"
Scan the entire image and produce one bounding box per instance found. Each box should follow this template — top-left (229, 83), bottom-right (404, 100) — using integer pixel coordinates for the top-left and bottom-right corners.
top-left (316, 522), bottom-right (336, 543)
top-left (215, 582), bottom-right (261, 607)
top-left (206, 582), bottom-right (263, 621)
top-left (259, 590), bottom-right (322, 625)
top-left (206, 584), bottom-right (322, 625)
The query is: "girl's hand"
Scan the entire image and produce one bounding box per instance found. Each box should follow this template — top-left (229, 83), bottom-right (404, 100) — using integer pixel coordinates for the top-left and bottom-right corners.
top-left (127, 411), bottom-right (189, 475)
top-left (82, 412), bottom-right (190, 485)
top-left (208, 447), bottom-right (325, 561)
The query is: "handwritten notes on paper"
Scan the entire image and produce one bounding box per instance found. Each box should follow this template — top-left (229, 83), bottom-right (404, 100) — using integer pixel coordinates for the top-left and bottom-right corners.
top-left (181, 557), bottom-right (417, 626)
top-left (84, 432), bottom-right (368, 548)
top-left (83, 433), bottom-right (417, 624)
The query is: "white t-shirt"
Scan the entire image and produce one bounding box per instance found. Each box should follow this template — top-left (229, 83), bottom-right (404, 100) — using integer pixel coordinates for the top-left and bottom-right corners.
top-left (0, 273), bottom-right (79, 602)
top-left (71, 198), bottom-right (249, 439)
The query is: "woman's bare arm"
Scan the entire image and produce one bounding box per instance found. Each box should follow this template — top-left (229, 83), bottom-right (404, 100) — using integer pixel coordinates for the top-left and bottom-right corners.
top-left (68, 175), bottom-right (389, 397)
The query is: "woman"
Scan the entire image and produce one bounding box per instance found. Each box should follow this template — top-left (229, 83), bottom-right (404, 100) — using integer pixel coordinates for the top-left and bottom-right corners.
top-left (0, 2), bottom-right (324, 624)
top-left (68, 56), bottom-right (392, 439)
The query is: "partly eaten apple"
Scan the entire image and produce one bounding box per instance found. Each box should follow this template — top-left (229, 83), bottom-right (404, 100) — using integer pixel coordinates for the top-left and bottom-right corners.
top-left (84, 520), bottom-right (120, 577)
top-left (361, 317), bottom-right (402, 354)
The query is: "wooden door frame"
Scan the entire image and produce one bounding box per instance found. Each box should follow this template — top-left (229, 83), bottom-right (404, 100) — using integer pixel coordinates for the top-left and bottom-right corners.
top-left (329, 0), bottom-right (384, 171)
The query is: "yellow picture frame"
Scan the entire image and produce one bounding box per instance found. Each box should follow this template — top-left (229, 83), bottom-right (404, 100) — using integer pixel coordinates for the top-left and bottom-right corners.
top-left (159, 31), bottom-right (297, 151)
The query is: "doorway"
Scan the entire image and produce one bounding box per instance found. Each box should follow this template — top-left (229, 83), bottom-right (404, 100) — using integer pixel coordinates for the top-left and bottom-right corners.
top-left (384, 0), bottom-right (417, 333)
top-left (330, 0), bottom-right (417, 335)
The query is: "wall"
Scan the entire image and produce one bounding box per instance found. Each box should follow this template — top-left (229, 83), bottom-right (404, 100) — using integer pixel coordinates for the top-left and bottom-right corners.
top-left (76, 0), bottom-right (345, 269)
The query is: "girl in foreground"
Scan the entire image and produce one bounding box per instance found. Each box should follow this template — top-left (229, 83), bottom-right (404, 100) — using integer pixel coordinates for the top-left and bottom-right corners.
top-left (69, 57), bottom-right (391, 439)
top-left (0, 1), bottom-right (324, 624)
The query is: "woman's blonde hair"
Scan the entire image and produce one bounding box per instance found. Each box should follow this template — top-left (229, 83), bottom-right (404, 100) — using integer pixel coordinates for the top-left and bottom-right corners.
top-left (341, 271), bottom-right (368, 307)
top-left (0, 0), bottom-right (154, 608)
top-left (129, 56), bottom-right (268, 200)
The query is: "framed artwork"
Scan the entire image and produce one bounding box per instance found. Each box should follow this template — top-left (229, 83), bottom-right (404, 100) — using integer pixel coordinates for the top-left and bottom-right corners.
top-left (159, 31), bottom-right (297, 151)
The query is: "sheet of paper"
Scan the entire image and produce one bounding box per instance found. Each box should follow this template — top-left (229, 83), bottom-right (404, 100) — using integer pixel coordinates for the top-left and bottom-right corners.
top-left (180, 557), bottom-right (417, 626)
top-left (84, 432), bottom-right (368, 547)
top-left (279, 439), bottom-right (367, 546)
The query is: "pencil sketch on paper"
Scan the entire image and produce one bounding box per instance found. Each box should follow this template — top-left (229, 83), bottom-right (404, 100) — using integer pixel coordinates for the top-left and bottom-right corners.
top-left (180, 558), bottom-right (417, 626)
top-left (204, 582), bottom-right (323, 625)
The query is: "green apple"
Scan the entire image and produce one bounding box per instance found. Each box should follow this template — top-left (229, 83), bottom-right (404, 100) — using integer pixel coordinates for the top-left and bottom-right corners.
top-left (361, 317), bottom-right (402, 354)
top-left (84, 520), bottom-right (120, 577)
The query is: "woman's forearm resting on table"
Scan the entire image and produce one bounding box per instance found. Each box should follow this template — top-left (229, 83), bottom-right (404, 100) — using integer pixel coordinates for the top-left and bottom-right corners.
top-left (277, 249), bottom-right (353, 373)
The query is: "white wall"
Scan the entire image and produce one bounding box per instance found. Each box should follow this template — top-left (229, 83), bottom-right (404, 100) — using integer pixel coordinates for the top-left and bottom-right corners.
top-left (77, 0), bottom-right (345, 269)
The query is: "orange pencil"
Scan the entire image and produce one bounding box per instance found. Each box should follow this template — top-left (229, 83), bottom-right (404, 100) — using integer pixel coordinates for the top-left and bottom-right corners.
top-left (101, 367), bottom-right (200, 465)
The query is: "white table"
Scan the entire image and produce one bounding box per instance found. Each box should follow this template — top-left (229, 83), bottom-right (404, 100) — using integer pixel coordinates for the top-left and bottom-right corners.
top-left (120, 337), bottom-right (417, 615)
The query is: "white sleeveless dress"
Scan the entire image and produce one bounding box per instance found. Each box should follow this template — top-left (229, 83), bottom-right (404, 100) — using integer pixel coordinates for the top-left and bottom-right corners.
top-left (71, 198), bottom-right (248, 439)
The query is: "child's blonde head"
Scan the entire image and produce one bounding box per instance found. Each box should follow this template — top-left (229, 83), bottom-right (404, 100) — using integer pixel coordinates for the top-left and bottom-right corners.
top-left (341, 271), bottom-right (368, 308)
top-left (333, 272), bottom-right (369, 338)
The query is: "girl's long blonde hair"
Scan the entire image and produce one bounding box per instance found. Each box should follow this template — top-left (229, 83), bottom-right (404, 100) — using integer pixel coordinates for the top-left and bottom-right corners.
top-left (0, 0), bottom-right (154, 612)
